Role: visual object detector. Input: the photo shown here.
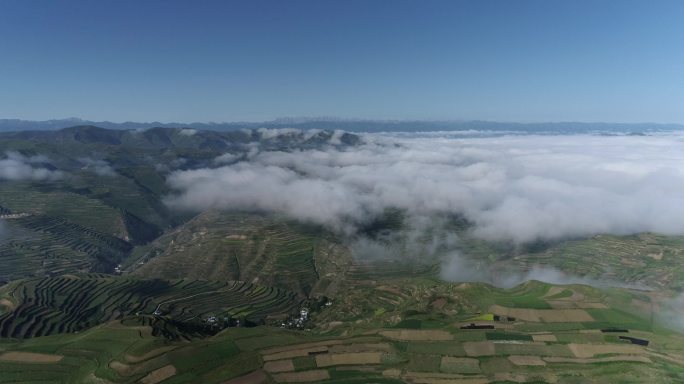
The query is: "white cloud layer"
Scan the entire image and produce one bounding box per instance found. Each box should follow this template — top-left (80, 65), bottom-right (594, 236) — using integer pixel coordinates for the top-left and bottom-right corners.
top-left (178, 128), bottom-right (197, 136)
top-left (660, 293), bottom-right (684, 332)
top-left (213, 153), bottom-right (239, 165)
top-left (164, 132), bottom-right (684, 243)
top-left (440, 250), bottom-right (650, 289)
top-left (79, 157), bottom-right (116, 176)
top-left (0, 152), bottom-right (63, 181)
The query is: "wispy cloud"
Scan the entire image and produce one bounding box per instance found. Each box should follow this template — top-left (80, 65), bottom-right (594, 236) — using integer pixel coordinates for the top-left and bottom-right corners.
top-left (78, 157), bottom-right (116, 176)
top-left (0, 152), bottom-right (63, 181)
top-left (178, 128), bottom-right (197, 136)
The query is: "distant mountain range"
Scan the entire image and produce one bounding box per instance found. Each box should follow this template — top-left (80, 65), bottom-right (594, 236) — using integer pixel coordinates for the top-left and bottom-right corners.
top-left (1, 117), bottom-right (683, 134)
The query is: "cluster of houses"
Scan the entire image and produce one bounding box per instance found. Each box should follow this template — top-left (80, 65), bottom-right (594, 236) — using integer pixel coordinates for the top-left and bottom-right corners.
top-left (280, 300), bottom-right (333, 329)
top-left (204, 315), bottom-right (241, 328)
top-left (147, 296), bottom-right (334, 331)
top-left (282, 308), bottom-right (310, 329)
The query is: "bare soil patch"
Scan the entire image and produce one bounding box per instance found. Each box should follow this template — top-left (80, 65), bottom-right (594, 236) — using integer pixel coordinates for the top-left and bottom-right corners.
top-left (263, 346), bottom-right (328, 361)
top-left (463, 341), bottom-right (495, 357)
top-left (542, 288), bottom-right (590, 305)
top-left (508, 355), bottom-right (547, 366)
top-left (489, 304), bottom-right (593, 322)
top-left (140, 364), bottom-right (176, 384)
top-left (109, 356), bottom-right (167, 377)
top-left (645, 351), bottom-right (684, 366)
top-left (403, 373), bottom-right (488, 384)
top-left (336, 366), bottom-right (377, 372)
top-left (404, 372), bottom-right (474, 378)
top-left (542, 287), bottom-right (566, 298)
top-left (410, 379), bottom-right (487, 384)
top-left (222, 370), bottom-right (268, 384)
top-left (273, 370), bottom-right (330, 382)
top-left (264, 359), bottom-right (295, 373)
top-left (0, 299), bottom-right (16, 311)
top-left (547, 301), bottom-right (607, 309)
top-left (380, 329), bottom-right (453, 341)
top-left (125, 346), bottom-right (178, 363)
top-left (261, 340), bottom-right (343, 355)
top-left (431, 298), bottom-right (447, 310)
top-left (532, 334), bottom-right (558, 342)
top-left (568, 343), bottom-right (644, 358)
top-left (85, 372), bottom-right (114, 384)
top-left (316, 351), bottom-right (383, 367)
top-left (329, 343), bottom-right (391, 353)
top-left (376, 285), bottom-right (408, 298)
top-left (109, 361), bottom-right (130, 376)
top-left (383, 368), bottom-right (403, 377)
top-left (545, 355), bottom-right (652, 364)
top-left (0, 351), bottom-right (63, 363)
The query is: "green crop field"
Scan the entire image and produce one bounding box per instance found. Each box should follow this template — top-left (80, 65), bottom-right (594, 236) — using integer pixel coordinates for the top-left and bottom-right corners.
top-left (0, 215), bottom-right (132, 281)
top-left (0, 278), bottom-right (682, 384)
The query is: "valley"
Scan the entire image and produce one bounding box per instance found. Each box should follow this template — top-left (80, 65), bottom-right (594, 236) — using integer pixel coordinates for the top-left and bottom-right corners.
top-left (0, 126), bottom-right (683, 383)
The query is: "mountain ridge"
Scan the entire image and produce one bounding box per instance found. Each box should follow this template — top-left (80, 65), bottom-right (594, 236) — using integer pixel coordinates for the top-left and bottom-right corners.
top-left (1, 118), bottom-right (683, 133)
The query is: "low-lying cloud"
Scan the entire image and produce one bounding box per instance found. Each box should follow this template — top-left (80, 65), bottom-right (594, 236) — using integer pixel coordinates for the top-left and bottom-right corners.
top-left (0, 152), bottom-right (63, 181)
top-left (165, 132), bottom-right (684, 244)
top-left (79, 157), bottom-right (116, 176)
top-left (440, 250), bottom-right (650, 289)
top-left (178, 128), bottom-right (197, 136)
top-left (213, 153), bottom-right (239, 165)
top-left (660, 293), bottom-right (684, 332)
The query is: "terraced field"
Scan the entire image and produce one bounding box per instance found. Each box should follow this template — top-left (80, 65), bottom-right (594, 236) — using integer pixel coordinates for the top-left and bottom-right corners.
top-left (0, 275), bottom-right (300, 339)
top-left (0, 233), bottom-right (91, 282)
top-left (0, 215), bottom-right (132, 281)
top-left (0, 176), bottom-right (167, 281)
top-left (67, 171), bottom-right (176, 235)
top-left (346, 261), bottom-right (440, 283)
top-left (0, 182), bottom-right (127, 238)
top-left (132, 212), bottom-right (349, 298)
top-left (511, 233), bottom-right (684, 289)
top-left (0, 280), bottom-right (681, 384)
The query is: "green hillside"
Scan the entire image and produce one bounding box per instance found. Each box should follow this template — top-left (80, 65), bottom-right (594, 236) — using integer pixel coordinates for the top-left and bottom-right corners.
top-left (0, 126), bottom-right (362, 283)
top-left (131, 211), bottom-right (351, 298)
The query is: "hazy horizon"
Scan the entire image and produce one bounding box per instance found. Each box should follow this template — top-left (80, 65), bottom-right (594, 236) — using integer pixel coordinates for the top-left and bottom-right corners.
top-left (5, 116), bottom-right (684, 126)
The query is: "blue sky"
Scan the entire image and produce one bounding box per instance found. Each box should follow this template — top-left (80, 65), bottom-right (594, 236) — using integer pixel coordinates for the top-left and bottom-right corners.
top-left (1, 0), bottom-right (683, 123)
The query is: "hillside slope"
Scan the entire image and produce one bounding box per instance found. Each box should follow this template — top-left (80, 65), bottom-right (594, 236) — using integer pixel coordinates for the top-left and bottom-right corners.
top-left (131, 212), bottom-right (352, 298)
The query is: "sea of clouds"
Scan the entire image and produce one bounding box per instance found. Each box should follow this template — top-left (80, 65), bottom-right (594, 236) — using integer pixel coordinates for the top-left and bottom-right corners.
top-left (165, 131), bottom-right (684, 244)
